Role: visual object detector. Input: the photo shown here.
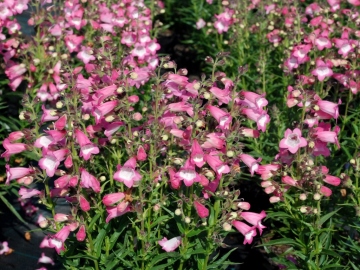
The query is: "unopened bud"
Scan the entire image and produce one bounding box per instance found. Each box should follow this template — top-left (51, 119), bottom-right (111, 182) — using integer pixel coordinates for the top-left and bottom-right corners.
top-left (175, 209), bottom-right (182, 216)
top-left (223, 222), bottom-right (232, 231)
top-left (110, 138), bottom-right (117, 144)
top-left (229, 212), bottom-right (237, 220)
top-left (313, 193), bottom-right (321, 200)
top-left (56, 101), bottom-right (64, 109)
top-left (153, 204), bottom-right (161, 211)
top-left (33, 59), bottom-right (40, 65)
top-left (196, 120), bottom-right (204, 128)
top-left (226, 150), bottom-right (234, 157)
top-left (117, 87), bottom-right (124, 94)
top-left (133, 131), bottom-right (139, 137)
top-left (201, 221), bottom-right (207, 226)
top-left (105, 115), bottom-right (115, 122)
top-left (184, 217), bottom-right (191, 224)
top-left (19, 111), bottom-right (25, 120)
top-left (100, 176), bottom-right (106, 181)
top-left (300, 206), bottom-right (308, 213)
top-left (82, 114), bottom-right (90, 120)
top-left (203, 92), bottom-right (211, 99)
top-left (161, 134), bottom-right (168, 141)
top-left (299, 193), bottom-right (307, 201)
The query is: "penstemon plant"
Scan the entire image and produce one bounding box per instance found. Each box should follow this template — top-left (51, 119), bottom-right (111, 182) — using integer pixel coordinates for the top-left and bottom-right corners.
top-left (1, 0), bottom-right (269, 269)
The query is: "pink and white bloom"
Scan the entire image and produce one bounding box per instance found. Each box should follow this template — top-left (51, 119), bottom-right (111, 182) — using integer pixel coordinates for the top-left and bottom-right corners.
top-left (205, 152), bottom-right (230, 176)
top-left (316, 100), bottom-right (340, 120)
top-left (102, 192), bottom-right (126, 206)
top-left (158, 236), bottom-right (181, 252)
top-left (207, 105), bottom-right (232, 130)
top-left (232, 221), bottom-right (257, 245)
top-left (39, 149), bottom-right (69, 177)
top-left (311, 59), bottom-right (333, 81)
top-left (241, 108), bottom-right (270, 132)
top-left (0, 241), bottom-right (9, 255)
top-left (105, 204), bottom-right (131, 223)
top-left (38, 252), bottom-right (55, 265)
top-left (240, 210), bottom-right (267, 235)
top-left (190, 139), bottom-right (205, 168)
top-left (279, 128), bottom-right (307, 154)
top-left (19, 187), bottom-right (42, 199)
top-left (80, 168), bottom-right (101, 193)
top-left (176, 159), bottom-right (201, 187)
top-left (1, 138), bottom-right (27, 161)
top-left (196, 18), bottom-right (206, 29)
top-left (5, 165), bottom-right (34, 185)
top-left (75, 129), bottom-right (99, 161)
top-left (239, 154), bottom-right (261, 176)
top-left (113, 157), bottom-right (142, 188)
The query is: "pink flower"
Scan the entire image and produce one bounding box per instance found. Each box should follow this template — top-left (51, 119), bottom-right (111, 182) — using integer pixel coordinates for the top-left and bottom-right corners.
top-left (205, 152), bottom-right (230, 176)
top-left (102, 192), bottom-right (126, 206)
top-left (5, 164), bottom-right (34, 185)
top-left (316, 100), bottom-right (340, 120)
top-left (92, 100), bottom-right (118, 124)
top-left (158, 236), bottom-right (181, 252)
top-left (190, 139), bottom-right (205, 168)
top-left (324, 175), bottom-right (341, 186)
top-left (320, 185), bottom-right (332, 197)
top-left (80, 168), bottom-right (101, 193)
top-left (137, 146), bottom-right (147, 161)
top-left (1, 138), bottom-right (27, 161)
top-left (196, 18), bottom-right (206, 29)
top-left (201, 133), bottom-right (225, 150)
top-left (76, 225), bottom-right (86, 242)
top-left (75, 129), bottom-right (99, 161)
top-left (194, 201), bottom-right (209, 218)
top-left (105, 204), bottom-right (131, 223)
top-left (0, 241), bottom-right (9, 255)
top-left (241, 108), bottom-right (270, 132)
top-left (241, 210), bottom-right (267, 235)
top-left (239, 154), bottom-right (261, 176)
top-left (38, 252), bottom-right (55, 265)
top-left (207, 105), bottom-right (232, 130)
top-left (311, 59), bottom-right (333, 81)
top-left (39, 149), bottom-right (68, 177)
top-left (79, 195), bottom-right (90, 212)
top-left (114, 157), bottom-right (142, 188)
top-left (209, 87), bottom-right (231, 104)
top-left (282, 176), bottom-right (297, 187)
top-left (176, 159), bottom-right (201, 187)
top-left (19, 187), bottom-right (42, 199)
top-left (232, 221), bottom-right (257, 245)
top-left (279, 128), bottom-right (307, 154)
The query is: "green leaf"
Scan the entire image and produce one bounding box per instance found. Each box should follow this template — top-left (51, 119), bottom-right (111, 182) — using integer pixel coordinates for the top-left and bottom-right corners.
top-left (88, 212), bottom-right (101, 231)
top-left (187, 227), bottom-right (205, 237)
top-left (258, 238), bottom-right (303, 248)
top-left (150, 215), bottom-right (170, 228)
top-left (94, 226), bottom-right (107, 258)
top-left (148, 252), bottom-right (180, 268)
top-left (207, 248), bottom-right (237, 269)
top-left (0, 193), bottom-right (28, 225)
top-left (319, 208), bottom-right (341, 227)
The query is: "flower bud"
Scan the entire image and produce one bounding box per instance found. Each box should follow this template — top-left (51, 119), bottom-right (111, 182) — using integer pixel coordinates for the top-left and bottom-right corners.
top-left (82, 113), bottom-right (90, 120)
top-left (56, 101), bottom-right (64, 109)
top-left (99, 176), bottom-right (106, 181)
top-left (229, 212), bottom-right (237, 220)
top-left (203, 92), bottom-right (211, 99)
top-left (175, 209), bottom-right (182, 216)
top-left (223, 222), bottom-right (232, 232)
top-left (105, 115), bottom-right (115, 122)
top-left (299, 193), bottom-right (307, 201)
top-left (313, 193), bottom-right (321, 200)
top-left (117, 87), bottom-right (124, 94)
top-left (300, 206), bottom-right (308, 213)
top-left (161, 134), bottom-right (168, 141)
top-left (184, 217), bottom-right (191, 223)
top-left (226, 150), bottom-right (234, 158)
top-left (153, 204), bottom-right (161, 212)
top-left (269, 196), bottom-right (280, 203)
top-left (195, 120), bottom-right (204, 128)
